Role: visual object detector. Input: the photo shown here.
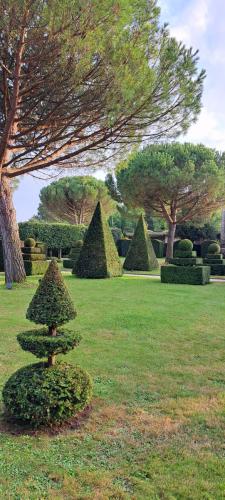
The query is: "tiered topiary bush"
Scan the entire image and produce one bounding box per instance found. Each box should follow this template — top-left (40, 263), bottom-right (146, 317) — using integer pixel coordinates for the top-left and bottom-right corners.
top-left (63, 240), bottom-right (83, 270)
top-left (203, 242), bottom-right (225, 275)
top-left (22, 237), bottom-right (48, 276)
top-left (76, 201), bottom-right (122, 278)
top-left (123, 215), bottom-right (158, 271)
top-left (201, 239), bottom-right (218, 258)
top-left (3, 260), bottom-right (92, 427)
top-left (161, 239), bottom-right (210, 285)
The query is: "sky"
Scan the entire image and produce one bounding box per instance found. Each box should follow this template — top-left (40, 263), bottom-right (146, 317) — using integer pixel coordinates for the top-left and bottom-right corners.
top-left (13, 0), bottom-right (225, 221)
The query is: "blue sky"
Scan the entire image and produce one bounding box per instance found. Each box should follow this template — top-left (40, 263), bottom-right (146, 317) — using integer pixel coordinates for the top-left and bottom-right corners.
top-left (13, 0), bottom-right (225, 221)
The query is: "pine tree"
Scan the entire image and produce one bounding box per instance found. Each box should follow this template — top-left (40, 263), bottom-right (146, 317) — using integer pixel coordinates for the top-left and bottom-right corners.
top-left (76, 202), bottom-right (122, 278)
top-left (123, 215), bottom-right (158, 271)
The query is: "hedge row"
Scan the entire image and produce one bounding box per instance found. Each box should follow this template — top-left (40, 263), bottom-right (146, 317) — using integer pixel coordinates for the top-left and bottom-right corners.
top-left (161, 265), bottom-right (210, 285)
top-left (19, 222), bottom-right (87, 250)
top-left (24, 261), bottom-right (49, 276)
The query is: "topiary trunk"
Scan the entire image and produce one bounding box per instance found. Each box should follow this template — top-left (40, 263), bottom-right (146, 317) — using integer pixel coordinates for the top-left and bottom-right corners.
top-left (0, 176), bottom-right (26, 284)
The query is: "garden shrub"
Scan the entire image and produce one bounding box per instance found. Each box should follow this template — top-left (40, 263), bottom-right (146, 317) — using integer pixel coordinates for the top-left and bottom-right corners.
top-left (24, 261), bottom-right (49, 276)
top-left (22, 237), bottom-right (47, 276)
top-left (208, 242), bottom-right (220, 254)
top-left (201, 240), bottom-right (218, 257)
top-left (63, 259), bottom-right (73, 269)
top-left (123, 215), bottom-right (158, 271)
top-left (152, 239), bottom-right (164, 258)
top-left (161, 265), bottom-right (210, 285)
top-left (203, 242), bottom-right (225, 275)
top-left (76, 202), bottom-right (122, 278)
top-left (19, 222), bottom-right (86, 251)
top-left (3, 260), bottom-right (92, 427)
top-left (24, 237), bottom-right (36, 247)
top-left (168, 257), bottom-right (202, 266)
top-left (177, 239), bottom-right (193, 252)
top-left (3, 362), bottom-right (92, 426)
top-left (116, 238), bottom-right (131, 257)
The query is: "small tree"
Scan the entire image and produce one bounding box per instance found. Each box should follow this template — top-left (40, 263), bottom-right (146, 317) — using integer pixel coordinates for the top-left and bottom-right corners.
top-left (76, 202), bottom-right (122, 278)
top-left (117, 143), bottom-right (225, 259)
top-left (3, 260), bottom-right (92, 426)
top-left (124, 215), bottom-right (158, 271)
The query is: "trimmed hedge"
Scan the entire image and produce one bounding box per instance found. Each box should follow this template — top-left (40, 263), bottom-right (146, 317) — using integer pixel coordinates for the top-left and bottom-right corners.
top-left (24, 261), bottom-right (49, 276)
top-left (205, 254), bottom-right (223, 260)
top-left (23, 253), bottom-right (46, 262)
top-left (205, 264), bottom-right (225, 276)
top-left (123, 215), bottom-right (158, 271)
top-left (63, 259), bottom-right (73, 269)
top-left (168, 257), bottom-right (203, 266)
top-left (3, 362), bottom-right (92, 426)
top-left (152, 239), bottom-right (164, 258)
top-left (161, 265), bottom-right (210, 285)
top-left (201, 240), bottom-right (218, 258)
top-left (17, 328), bottom-right (81, 358)
top-left (19, 222), bottom-right (87, 250)
top-left (22, 247), bottom-right (42, 254)
top-left (76, 202), bottom-right (122, 278)
top-left (116, 238), bottom-right (131, 257)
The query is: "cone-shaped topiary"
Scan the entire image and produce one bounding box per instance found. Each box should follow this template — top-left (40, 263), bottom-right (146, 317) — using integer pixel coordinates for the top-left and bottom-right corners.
top-left (123, 215), bottom-right (158, 271)
top-left (3, 260), bottom-right (92, 427)
top-left (27, 259), bottom-right (76, 335)
top-left (76, 201), bottom-right (122, 278)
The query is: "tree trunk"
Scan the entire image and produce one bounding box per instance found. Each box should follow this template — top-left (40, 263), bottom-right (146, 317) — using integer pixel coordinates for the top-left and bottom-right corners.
top-left (0, 175), bottom-right (26, 284)
top-left (48, 325), bottom-right (57, 366)
top-left (166, 222), bottom-right (176, 260)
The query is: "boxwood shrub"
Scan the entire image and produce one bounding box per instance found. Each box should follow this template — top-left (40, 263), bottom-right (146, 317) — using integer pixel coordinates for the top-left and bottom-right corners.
top-left (168, 257), bottom-right (203, 266)
top-left (24, 261), bottom-right (49, 276)
top-left (161, 265), bottom-right (210, 285)
top-left (152, 239), bottom-right (164, 258)
top-left (17, 328), bottom-right (81, 358)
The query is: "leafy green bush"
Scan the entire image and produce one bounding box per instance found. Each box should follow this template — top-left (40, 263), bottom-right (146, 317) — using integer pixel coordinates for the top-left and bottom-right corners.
top-left (19, 222), bottom-right (86, 250)
top-left (26, 260), bottom-right (76, 327)
top-left (205, 264), bottom-right (225, 276)
top-left (176, 222), bottom-right (217, 241)
top-left (205, 254), bottom-right (223, 261)
top-left (24, 237), bottom-right (36, 248)
top-left (177, 239), bottom-right (193, 251)
top-left (168, 257), bottom-right (203, 266)
top-left (23, 253), bottom-right (46, 262)
top-left (76, 202), bottom-right (122, 278)
top-left (22, 247), bottom-right (42, 254)
top-left (17, 328), bottom-right (81, 358)
top-left (174, 249), bottom-right (197, 258)
top-left (161, 265), bottom-right (210, 285)
top-left (24, 261), bottom-right (49, 276)
top-left (208, 242), bottom-right (220, 254)
top-left (3, 362), bottom-right (92, 427)
top-left (123, 215), bottom-right (158, 271)
top-left (201, 240), bottom-right (218, 258)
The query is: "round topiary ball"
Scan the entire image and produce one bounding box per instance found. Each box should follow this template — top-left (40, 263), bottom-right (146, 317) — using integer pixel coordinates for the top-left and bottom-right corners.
top-left (17, 328), bottom-right (81, 359)
top-left (177, 239), bottom-right (193, 252)
top-left (208, 242), bottom-right (220, 254)
top-left (3, 362), bottom-right (92, 427)
top-left (24, 237), bottom-right (36, 248)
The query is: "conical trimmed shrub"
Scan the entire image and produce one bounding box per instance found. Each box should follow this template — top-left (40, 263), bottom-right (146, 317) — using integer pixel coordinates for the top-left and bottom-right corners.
top-left (27, 259), bottom-right (76, 331)
top-left (3, 260), bottom-right (92, 427)
top-left (76, 201), bottom-right (122, 278)
top-left (123, 215), bottom-right (158, 271)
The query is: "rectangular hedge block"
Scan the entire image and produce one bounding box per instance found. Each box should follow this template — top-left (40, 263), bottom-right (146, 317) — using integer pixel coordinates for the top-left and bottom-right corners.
top-left (205, 254), bottom-right (223, 261)
top-left (63, 259), bottom-right (73, 269)
top-left (161, 265), bottom-right (210, 285)
top-left (174, 250), bottom-right (197, 258)
top-left (168, 257), bottom-right (203, 266)
top-left (23, 253), bottom-right (46, 261)
top-left (24, 260), bottom-right (49, 276)
top-left (208, 264), bottom-right (225, 276)
top-left (22, 247), bottom-right (42, 254)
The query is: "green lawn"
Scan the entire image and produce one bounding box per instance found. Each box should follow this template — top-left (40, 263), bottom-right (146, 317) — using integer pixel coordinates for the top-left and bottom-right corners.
top-left (1, 275), bottom-right (225, 498)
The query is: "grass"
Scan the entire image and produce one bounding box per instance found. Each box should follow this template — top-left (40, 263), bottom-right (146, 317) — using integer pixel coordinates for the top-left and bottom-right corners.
top-left (1, 275), bottom-right (225, 498)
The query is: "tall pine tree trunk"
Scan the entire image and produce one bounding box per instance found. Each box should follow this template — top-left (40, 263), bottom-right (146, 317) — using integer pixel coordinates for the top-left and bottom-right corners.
top-left (0, 175), bottom-right (26, 284)
top-left (166, 222), bottom-right (176, 260)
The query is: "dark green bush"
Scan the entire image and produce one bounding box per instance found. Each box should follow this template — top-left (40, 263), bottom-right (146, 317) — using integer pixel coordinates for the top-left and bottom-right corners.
top-left (161, 264), bottom-right (210, 285)
top-left (176, 222), bottom-right (217, 241)
top-left (24, 237), bottom-right (36, 248)
top-left (174, 249), bottom-right (196, 258)
top-left (123, 215), bottom-right (158, 271)
top-left (26, 260), bottom-right (76, 327)
top-left (206, 264), bottom-right (225, 276)
top-left (205, 254), bottom-right (223, 261)
top-left (24, 261), bottom-right (49, 276)
top-left (19, 222), bottom-right (86, 251)
top-left (168, 257), bottom-right (203, 266)
top-left (63, 259), bottom-right (73, 269)
top-left (152, 239), bottom-right (164, 258)
top-left (208, 242), bottom-right (220, 254)
top-left (3, 362), bottom-right (92, 427)
top-left (201, 240), bottom-right (218, 258)
top-left (76, 202), bottom-right (122, 278)
top-left (17, 328), bottom-right (81, 358)
top-left (177, 239), bottom-right (193, 251)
